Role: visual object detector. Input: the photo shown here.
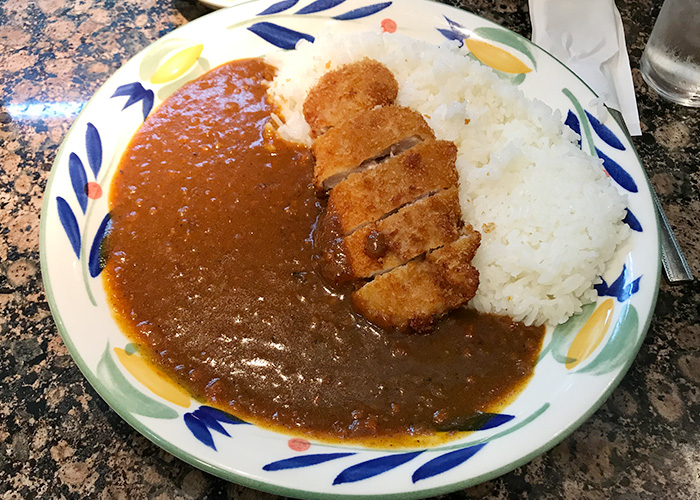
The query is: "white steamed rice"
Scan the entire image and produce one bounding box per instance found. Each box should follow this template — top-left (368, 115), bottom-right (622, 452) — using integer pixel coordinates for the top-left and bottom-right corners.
top-left (266, 31), bottom-right (629, 326)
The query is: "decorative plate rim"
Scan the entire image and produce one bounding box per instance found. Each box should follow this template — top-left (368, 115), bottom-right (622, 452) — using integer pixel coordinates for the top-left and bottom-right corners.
top-left (39, 0), bottom-right (661, 498)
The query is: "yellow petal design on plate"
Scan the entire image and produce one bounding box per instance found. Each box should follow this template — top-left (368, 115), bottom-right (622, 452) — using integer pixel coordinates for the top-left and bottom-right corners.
top-left (114, 347), bottom-right (191, 407)
top-left (465, 39), bottom-right (532, 74)
top-left (565, 299), bottom-right (614, 370)
top-left (150, 44), bottom-right (204, 84)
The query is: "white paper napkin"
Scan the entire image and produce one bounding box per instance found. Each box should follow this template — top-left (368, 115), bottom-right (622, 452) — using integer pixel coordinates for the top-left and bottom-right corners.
top-left (529, 0), bottom-right (642, 135)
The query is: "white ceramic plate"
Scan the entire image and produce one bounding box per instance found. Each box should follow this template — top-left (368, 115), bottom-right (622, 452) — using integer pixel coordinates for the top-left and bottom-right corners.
top-left (40, 0), bottom-right (660, 498)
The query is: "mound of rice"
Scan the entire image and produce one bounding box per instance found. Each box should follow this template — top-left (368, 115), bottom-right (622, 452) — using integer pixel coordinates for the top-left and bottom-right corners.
top-left (267, 31), bottom-right (629, 326)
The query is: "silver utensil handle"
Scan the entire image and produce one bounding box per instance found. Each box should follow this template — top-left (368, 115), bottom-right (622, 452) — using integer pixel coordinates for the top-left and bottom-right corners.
top-left (652, 189), bottom-right (694, 282)
top-left (607, 107), bottom-right (693, 283)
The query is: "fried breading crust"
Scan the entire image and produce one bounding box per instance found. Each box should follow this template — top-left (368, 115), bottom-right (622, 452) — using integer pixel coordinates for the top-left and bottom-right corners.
top-left (326, 139), bottom-right (458, 235)
top-left (352, 229), bottom-right (481, 332)
top-left (330, 188), bottom-right (463, 282)
top-left (303, 58), bottom-right (399, 137)
top-left (312, 105), bottom-right (434, 190)
top-left (304, 60), bottom-right (482, 332)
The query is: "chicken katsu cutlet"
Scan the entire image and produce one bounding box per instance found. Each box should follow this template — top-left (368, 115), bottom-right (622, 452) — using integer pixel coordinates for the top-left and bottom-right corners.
top-left (303, 58), bottom-right (399, 137)
top-left (326, 139), bottom-right (458, 235)
top-left (312, 105), bottom-right (434, 191)
top-left (303, 58), bottom-right (481, 332)
top-left (352, 230), bottom-right (481, 332)
top-left (320, 188), bottom-right (463, 285)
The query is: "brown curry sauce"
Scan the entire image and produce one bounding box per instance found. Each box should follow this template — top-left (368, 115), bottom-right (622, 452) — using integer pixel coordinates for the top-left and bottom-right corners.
top-left (104, 58), bottom-right (545, 447)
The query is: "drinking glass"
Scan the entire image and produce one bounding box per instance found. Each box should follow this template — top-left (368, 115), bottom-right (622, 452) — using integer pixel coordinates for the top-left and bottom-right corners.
top-left (640, 0), bottom-right (700, 106)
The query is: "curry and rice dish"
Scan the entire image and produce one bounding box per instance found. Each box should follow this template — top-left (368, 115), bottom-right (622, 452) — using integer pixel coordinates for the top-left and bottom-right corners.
top-left (103, 33), bottom-right (628, 446)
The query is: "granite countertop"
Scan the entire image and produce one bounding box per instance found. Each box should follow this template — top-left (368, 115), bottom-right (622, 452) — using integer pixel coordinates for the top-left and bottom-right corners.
top-left (1, 0), bottom-right (698, 498)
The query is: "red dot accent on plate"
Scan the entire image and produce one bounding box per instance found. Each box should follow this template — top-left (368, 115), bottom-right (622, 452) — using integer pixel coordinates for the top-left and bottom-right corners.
top-left (86, 182), bottom-right (103, 199)
top-left (381, 18), bottom-right (397, 33)
top-left (288, 438), bottom-right (311, 452)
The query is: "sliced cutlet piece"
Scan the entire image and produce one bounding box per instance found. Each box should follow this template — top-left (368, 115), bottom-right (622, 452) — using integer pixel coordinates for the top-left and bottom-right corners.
top-left (323, 188), bottom-right (463, 284)
top-left (312, 105), bottom-right (434, 191)
top-left (303, 58), bottom-right (399, 137)
top-left (327, 139), bottom-right (458, 235)
top-left (352, 228), bottom-right (481, 332)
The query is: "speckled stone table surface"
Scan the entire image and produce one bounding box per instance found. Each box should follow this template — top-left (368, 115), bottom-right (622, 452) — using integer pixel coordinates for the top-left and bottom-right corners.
top-left (1, 0), bottom-right (698, 498)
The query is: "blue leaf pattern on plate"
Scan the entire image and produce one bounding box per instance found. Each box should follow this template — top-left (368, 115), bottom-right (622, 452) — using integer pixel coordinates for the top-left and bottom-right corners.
top-left (436, 412), bottom-right (514, 432)
top-left (585, 111), bottom-right (625, 150)
top-left (258, 0), bottom-right (299, 14)
top-left (333, 2), bottom-right (391, 20)
top-left (444, 15), bottom-right (465, 28)
top-left (411, 444), bottom-right (486, 483)
top-left (248, 22), bottom-right (315, 50)
top-left (194, 405), bottom-right (249, 427)
top-left (88, 213), bottom-right (111, 278)
top-left (479, 413), bottom-right (514, 430)
top-left (260, 404), bottom-right (551, 482)
top-left (140, 90), bottom-right (154, 120)
top-left (595, 264), bottom-right (641, 302)
top-left (184, 412), bottom-right (216, 450)
top-left (437, 28), bottom-right (465, 47)
top-left (112, 82), bottom-right (140, 105)
top-left (333, 451), bottom-right (424, 485)
top-left (564, 110), bottom-right (581, 149)
top-left (623, 208), bottom-right (643, 232)
top-left (68, 153), bottom-right (88, 214)
top-left (112, 82), bottom-right (154, 120)
top-left (57, 197), bottom-right (81, 258)
top-left (86, 123), bottom-right (102, 178)
top-left (596, 148), bottom-right (638, 193)
top-left (296, 0), bottom-right (345, 14)
top-left (264, 453), bottom-right (356, 471)
top-left (192, 411), bottom-right (230, 437)
top-left (183, 405), bottom-right (249, 451)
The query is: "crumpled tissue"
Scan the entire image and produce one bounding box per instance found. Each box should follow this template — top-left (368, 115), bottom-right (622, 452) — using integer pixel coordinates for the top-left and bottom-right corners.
top-left (529, 0), bottom-right (641, 135)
